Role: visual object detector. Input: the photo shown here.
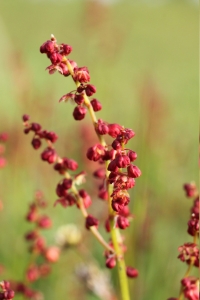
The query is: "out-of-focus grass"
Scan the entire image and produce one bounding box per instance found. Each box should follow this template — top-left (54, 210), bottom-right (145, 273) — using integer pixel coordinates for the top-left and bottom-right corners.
top-left (0, 1), bottom-right (198, 300)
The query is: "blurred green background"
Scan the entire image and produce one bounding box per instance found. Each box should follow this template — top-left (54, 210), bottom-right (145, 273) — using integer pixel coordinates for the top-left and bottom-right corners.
top-left (0, 1), bottom-right (198, 300)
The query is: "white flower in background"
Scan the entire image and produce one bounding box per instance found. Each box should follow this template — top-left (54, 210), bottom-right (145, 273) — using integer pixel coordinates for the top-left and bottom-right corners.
top-left (55, 223), bottom-right (82, 247)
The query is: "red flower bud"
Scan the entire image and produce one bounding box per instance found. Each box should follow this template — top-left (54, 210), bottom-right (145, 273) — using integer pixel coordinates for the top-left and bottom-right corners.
top-left (73, 106), bottom-right (87, 120)
top-left (112, 139), bottom-right (122, 150)
top-left (117, 216), bottom-right (130, 229)
top-left (126, 266), bottom-right (139, 278)
top-left (106, 257), bottom-right (116, 269)
top-left (74, 94), bottom-right (85, 105)
top-left (93, 168), bottom-right (105, 178)
top-left (85, 84), bottom-right (96, 96)
top-left (87, 144), bottom-right (105, 161)
top-left (40, 40), bottom-right (55, 54)
top-left (73, 67), bottom-right (90, 83)
top-left (37, 215), bottom-right (52, 229)
top-left (127, 165), bottom-right (142, 178)
top-left (95, 119), bottom-right (109, 135)
top-left (85, 215), bottom-right (99, 230)
top-left (127, 150), bottom-right (137, 162)
top-left (63, 158), bottom-right (78, 170)
top-left (22, 114), bottom-right (30, 122)
top-left (61, 44), bottom-right (72, 55)
top-left (90, 99), bottom-right (102, 111)
top-left (108, 123), bottom-right (122, 138)
top-left (115, 155), bottom-right (130, 168)
top-left (49, 52), bottom-right (63, 65)
top-left (31, 138), bottom-right (41, 149)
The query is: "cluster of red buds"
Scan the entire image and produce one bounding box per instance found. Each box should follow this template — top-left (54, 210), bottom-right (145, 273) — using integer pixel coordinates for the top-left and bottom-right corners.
top-left (168, 183), bottom-right (199, 300)
top-left (0, 133), bottom-right (8, 169)
top-left (23, 34), bottom-right (142, 300)
top-left (0, 281), bottom-right (14, 300)
top-left (11, 191), bottom-right (60, 300)
top-left (39, 35), bottom-right (141, 275)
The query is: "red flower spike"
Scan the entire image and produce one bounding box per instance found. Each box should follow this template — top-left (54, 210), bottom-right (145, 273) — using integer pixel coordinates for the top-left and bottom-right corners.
top-left (73, 106), bottom-right (87, 120)
top-left (90, 99), bottom-right (102, 111)
top-left (85, 215), bottom-right (99, 230)
top-left (73, 67), bottom-right (90, 83)
top-left (127, 165), bottom-right (142, 178)
top-left (126, 267), bottom-right (139, 278)
top-left (106, 257), bottom-right (116, 269)
top-left (85, 84), bottom-right (96, 96)
top-left (31, 138), bottom-right (41, 150)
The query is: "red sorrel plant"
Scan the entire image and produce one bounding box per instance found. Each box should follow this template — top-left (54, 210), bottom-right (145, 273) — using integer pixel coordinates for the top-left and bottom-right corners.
top-left (167, 183), bottom-right (199, 300)
top-left (22, 34), bottom-right (142, 300)
top-left (10, 191), bottom-right (60, 300)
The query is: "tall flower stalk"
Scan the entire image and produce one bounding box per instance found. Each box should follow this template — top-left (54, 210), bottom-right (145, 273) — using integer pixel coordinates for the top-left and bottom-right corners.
top-left (23, 34), bottom-right (142, 300)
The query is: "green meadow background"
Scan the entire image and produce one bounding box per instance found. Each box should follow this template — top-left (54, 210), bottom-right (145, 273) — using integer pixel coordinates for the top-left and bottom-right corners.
top-left (0, 1), bottom-right (198, 300)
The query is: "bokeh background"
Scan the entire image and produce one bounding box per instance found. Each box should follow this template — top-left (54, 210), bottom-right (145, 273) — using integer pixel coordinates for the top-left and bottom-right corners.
top-left (0, 0), bottom-right (198, 300)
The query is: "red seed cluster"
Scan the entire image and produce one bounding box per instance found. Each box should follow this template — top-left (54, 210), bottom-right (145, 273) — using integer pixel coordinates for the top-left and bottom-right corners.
top-left (0, 281), bottom-right (15, 300)
top-left (11, 191), bottom-right (60, 299)
top-left (40, 35), bottom-right (102, 122)
top-left (168, 184), bottom-right (199, 300)
top-left (31, 35), bottom-right (141, 278)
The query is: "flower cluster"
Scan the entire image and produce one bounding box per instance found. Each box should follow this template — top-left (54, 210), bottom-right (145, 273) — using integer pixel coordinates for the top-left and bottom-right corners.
top-left (23, 34), bottom-right (142, 300)
top-left (0, 133), bottom-right (8, 169)
top-left (0, 281), bottom-right (15, 300)
top-left (11, 191), bottom-right (60, 300)
top-left (168, 183), bottom-right (199, 300)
